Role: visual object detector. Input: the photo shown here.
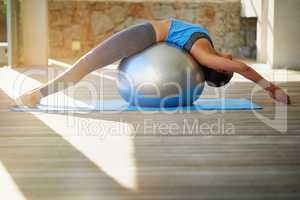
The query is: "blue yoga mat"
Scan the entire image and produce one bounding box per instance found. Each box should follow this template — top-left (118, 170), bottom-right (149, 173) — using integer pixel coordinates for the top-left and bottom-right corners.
top-left (11, 98), bottom-right (261, 112)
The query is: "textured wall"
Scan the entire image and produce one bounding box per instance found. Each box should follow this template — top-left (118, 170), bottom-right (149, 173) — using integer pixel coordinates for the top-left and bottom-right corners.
top-left (48, 0), bottom-right (245, 60)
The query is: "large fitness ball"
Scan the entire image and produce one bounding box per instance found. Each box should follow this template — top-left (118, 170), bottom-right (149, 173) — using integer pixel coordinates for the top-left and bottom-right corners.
top-left (117, 43), bottom-right (205, 107)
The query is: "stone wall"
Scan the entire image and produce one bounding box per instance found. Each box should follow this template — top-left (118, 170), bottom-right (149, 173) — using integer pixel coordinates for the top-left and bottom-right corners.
top-left (48, 0), bottom-right (246, 60)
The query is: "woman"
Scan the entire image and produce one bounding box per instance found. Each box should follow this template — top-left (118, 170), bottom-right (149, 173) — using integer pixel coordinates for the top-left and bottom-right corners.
top-left (14, 18), bottom-right (290, 107)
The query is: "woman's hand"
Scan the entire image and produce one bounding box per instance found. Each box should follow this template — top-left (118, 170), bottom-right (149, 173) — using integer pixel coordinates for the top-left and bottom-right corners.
top-left (267, 85), bottom-right (291, 104)
top-left (12, 88), bottom-right (43, 108)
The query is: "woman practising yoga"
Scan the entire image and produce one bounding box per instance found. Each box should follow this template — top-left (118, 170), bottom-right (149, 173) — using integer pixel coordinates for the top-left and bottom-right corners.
top-left (14, 18), bottom-right (290, 107)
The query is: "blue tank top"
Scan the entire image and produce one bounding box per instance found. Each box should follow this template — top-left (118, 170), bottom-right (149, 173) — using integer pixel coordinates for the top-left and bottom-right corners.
top-left (166, 18), bottom-right (211, 49)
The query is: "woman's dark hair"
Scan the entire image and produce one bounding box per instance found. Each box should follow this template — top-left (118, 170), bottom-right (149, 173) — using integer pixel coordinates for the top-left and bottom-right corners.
top-left (202, 66), bottom-right (233, 87)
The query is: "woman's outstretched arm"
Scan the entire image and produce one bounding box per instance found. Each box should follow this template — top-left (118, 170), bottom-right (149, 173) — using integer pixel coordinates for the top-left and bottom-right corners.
top-left (14, 21), bottom-right (160, 107)
top-left (191, 39), bottom-right (291, 104)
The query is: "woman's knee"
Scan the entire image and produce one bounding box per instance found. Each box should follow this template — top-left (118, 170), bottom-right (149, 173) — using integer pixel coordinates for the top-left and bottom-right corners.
top-left (149, 20), bottom-right (170, 42)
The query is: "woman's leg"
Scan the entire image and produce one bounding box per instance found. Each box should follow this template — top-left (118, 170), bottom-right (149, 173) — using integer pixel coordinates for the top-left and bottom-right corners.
top-left (39, 22), bottom-right (158, 97)
top-left (14, 21), bottom-right (166, 107)
top-left (14, 19), bottom-right (170, 107)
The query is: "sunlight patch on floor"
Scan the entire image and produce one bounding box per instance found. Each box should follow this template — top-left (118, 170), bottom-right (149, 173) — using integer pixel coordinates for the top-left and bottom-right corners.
top-left (35, 113), bottom-right (138, 190)
top-left (0, 67), bottom-right (138, 190)
top-left (0, 66), bottom-right (43, 98)
top-left (0, 162), bottom-right (27, 200)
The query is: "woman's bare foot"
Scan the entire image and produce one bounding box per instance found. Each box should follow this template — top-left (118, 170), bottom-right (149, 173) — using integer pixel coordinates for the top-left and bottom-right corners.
top-left (12, 88), bottom-right (43, 108)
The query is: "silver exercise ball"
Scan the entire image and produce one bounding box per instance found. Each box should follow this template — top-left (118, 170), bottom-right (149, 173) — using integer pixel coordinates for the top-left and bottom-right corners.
top-left (117, 43), bottom-right (205, 107)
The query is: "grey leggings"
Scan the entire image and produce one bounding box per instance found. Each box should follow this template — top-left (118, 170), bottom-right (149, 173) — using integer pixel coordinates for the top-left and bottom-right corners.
top-left (40, 22), bottom-right (156, 97)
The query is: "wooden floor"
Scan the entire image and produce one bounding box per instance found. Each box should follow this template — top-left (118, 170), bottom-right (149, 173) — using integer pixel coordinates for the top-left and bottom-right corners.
top-left (0, 61), bottom-right (300, 199)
